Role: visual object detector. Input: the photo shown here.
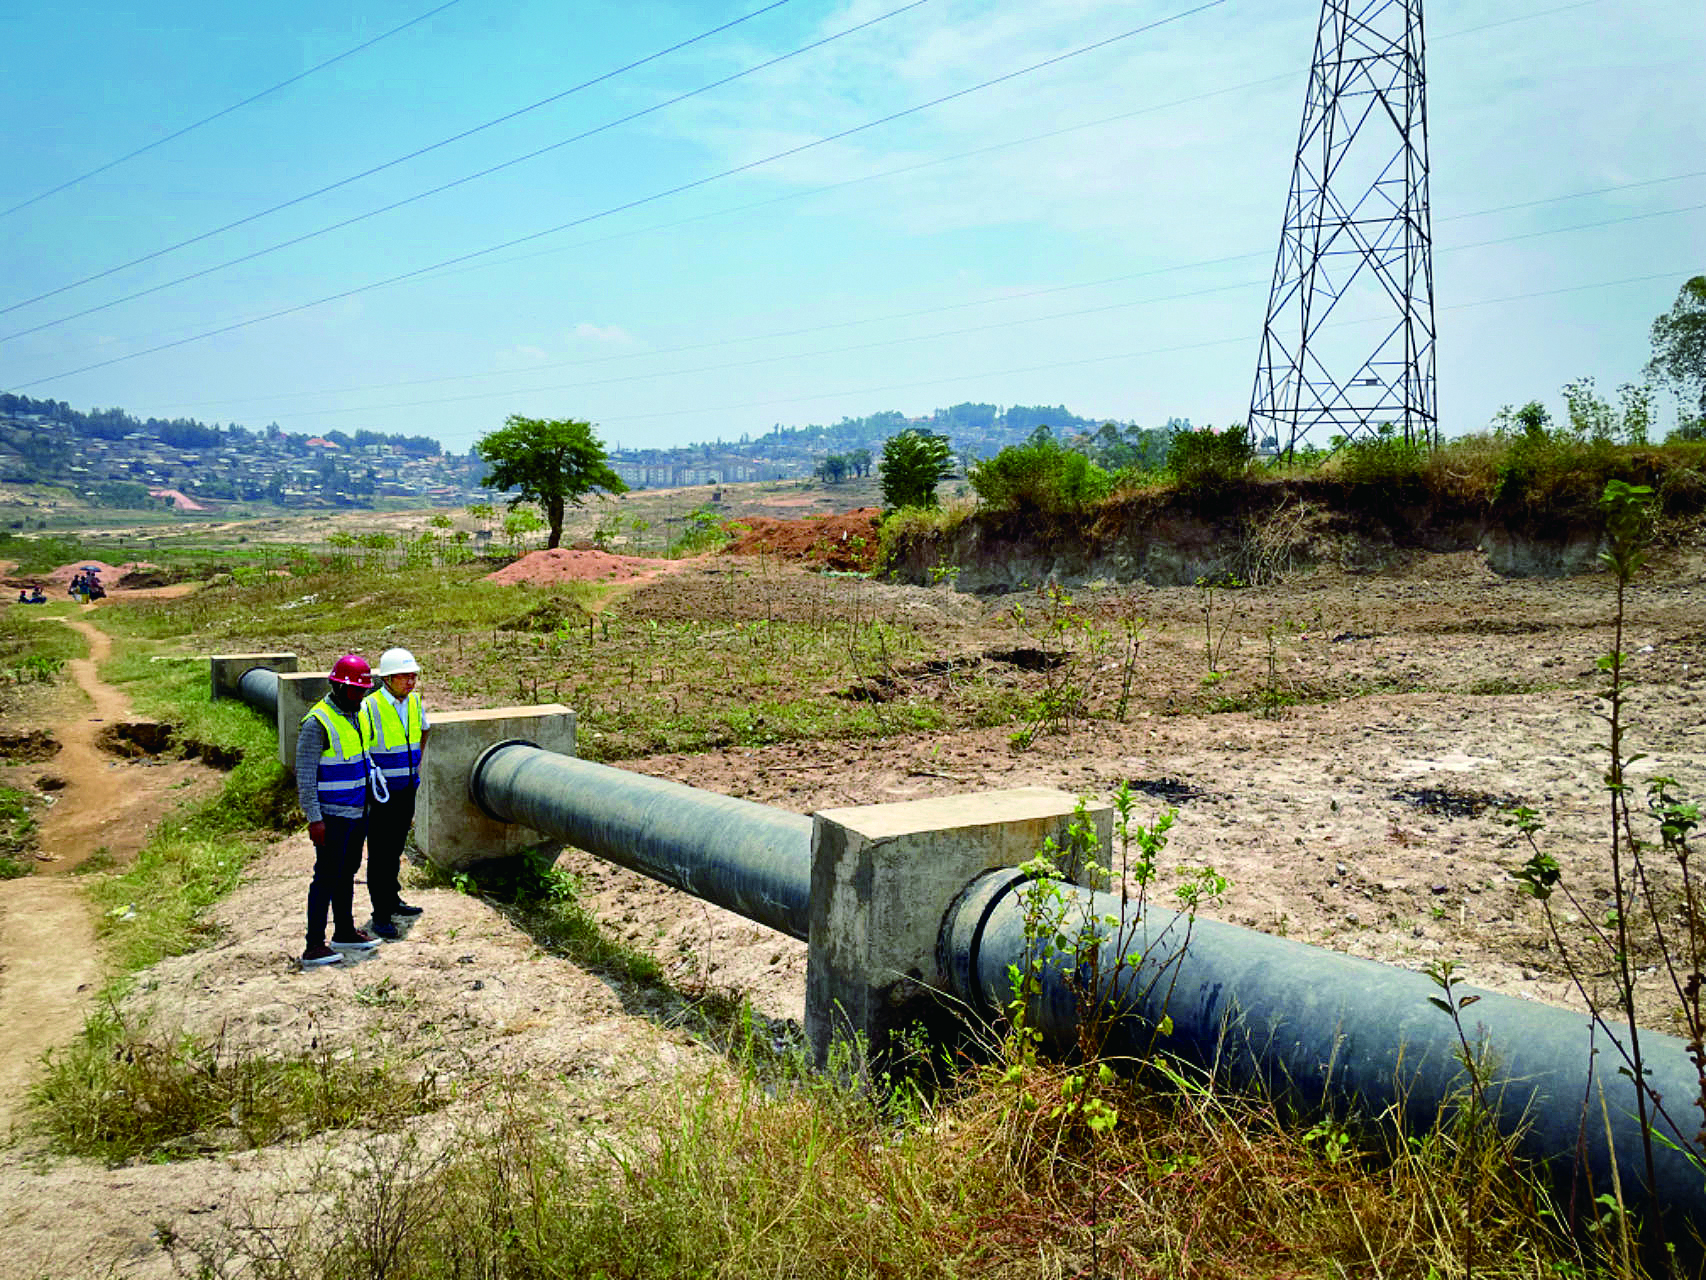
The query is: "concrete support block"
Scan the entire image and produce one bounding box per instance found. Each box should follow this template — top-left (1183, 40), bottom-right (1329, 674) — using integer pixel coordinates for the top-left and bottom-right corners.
top-left (417, 705), bottom-right (576, 871)
top-left (209, 652), bottom-right (296, 701)
top-left (807, 786), bottom-right (1111, 1070)
top-left (276, 672), bottom-right (331, 769)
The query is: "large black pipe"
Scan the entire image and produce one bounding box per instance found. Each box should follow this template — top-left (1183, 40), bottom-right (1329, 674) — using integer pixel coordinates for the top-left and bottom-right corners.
top-left (358, 726), bottom-right (1706, 1223)
top-left (235, 665), bottom-right (280, 720)
top-left (469, 741), bottom-right (813, 941)
top-left (943, 868), bottom-right (1705, 1230)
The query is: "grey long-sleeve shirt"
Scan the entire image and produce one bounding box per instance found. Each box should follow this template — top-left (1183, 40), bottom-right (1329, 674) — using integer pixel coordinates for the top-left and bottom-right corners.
top-left (296, 700), bottom-right (366, 822)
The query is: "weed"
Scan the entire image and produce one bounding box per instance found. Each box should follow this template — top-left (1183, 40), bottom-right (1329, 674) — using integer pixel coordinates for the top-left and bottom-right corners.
top-left (1507, 479), bottom-right (1704, 1264)
top-left (0, 784), bottom-right (38, 878)
top-left (424, 846), bottom-right (663, 984)
top-left (31, 1004), bottom-right (444, 1162)
top-left (1195, 572), bottom-right (1244, 678)
top-left (1005, 583), bottom-right (1108, 749)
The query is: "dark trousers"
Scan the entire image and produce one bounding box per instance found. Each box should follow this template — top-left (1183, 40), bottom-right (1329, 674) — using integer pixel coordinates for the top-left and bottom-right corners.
top-left (366, 788), bottom-right (417, 921)
top-left (306, 814), bottom-right (367, 947)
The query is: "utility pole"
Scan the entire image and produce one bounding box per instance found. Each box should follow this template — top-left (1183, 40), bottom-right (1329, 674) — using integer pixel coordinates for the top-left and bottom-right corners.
top-left (1249, 0), bottom-right (1436, 456)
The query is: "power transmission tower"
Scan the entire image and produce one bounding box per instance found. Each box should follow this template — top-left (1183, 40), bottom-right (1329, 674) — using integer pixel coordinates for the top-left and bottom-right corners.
top-left (1248, 0), bottom-right (1436, 456)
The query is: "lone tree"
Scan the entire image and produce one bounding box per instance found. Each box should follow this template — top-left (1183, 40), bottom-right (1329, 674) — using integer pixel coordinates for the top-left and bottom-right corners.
top-left (879, 429), bottom-right (954, 509)
top-left (474, 415), bottom-right (626, 550)
top-left (1647, 275), bottom-right (1706, 424)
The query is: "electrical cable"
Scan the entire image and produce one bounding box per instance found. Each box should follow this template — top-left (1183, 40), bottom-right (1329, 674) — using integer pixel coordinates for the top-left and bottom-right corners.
top-left (0, 0), bottom-right (1602, 330)
top-left (5, 0), bottom-right (1628, 361)
top-left (141, 165), bottom-right (1706, 414)
top-left (300, 0), bottom-right (1619, 292)
top-left (577, 267), bottom-right (1693, 431)
top-left (0, 0), bottom-right (467, 222)
top-left (0, 0), bottom-right (798, 318)
top-left (128, 186), bottom-right (1706, 420)
top-left (2, 0), bottom-right (1231, 392)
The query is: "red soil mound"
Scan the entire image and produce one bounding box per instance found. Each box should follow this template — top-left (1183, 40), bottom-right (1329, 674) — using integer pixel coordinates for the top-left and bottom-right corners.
top-left (484, 548), bottom-right (690, 587)
top-left (723, 508), bottom-right (882, 572)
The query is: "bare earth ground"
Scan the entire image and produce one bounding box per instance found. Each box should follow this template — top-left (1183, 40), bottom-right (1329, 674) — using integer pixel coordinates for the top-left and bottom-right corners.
top-left (0, 545), bottom-right (1702, 1274)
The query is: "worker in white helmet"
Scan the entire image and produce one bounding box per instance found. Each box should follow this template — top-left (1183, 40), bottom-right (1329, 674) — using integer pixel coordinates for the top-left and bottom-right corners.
top-left (359, 647), bottom-right (430, 939)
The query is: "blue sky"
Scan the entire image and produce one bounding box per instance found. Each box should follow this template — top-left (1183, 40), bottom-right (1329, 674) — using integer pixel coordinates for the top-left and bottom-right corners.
top-left (0, 0), bottom-right (1700, 454)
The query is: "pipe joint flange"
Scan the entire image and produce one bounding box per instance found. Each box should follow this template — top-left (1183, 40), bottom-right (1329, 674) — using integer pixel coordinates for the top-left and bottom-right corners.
top-left (938, 866), bottom-right (1034, 1019)
top-left (467, 739), bottom-right (542, 822)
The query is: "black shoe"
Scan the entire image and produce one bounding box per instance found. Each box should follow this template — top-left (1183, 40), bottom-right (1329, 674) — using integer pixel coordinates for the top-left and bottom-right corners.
top-left (329, 930), bottom-right (381, 952)
top-left (370, 919), bottom-right (402, 941)
top-left (391, 901), bottom-right (424, 917)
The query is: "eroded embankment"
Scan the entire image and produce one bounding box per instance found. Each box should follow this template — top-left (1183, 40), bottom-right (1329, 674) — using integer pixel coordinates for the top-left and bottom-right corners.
top-left (886, 476), bottom-right (1692, 590)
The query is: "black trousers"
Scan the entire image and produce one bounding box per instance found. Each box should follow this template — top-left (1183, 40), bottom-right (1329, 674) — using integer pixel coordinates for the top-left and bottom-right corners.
top-left (306, 814), bottom-right (367, 947)
top-left (366, 788), bottom-right (417, 921)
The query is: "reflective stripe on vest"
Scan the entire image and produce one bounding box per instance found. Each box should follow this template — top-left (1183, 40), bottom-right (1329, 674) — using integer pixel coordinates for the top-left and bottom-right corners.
top-left (361, 690), bottom-right (423, 788)
top-left (305, 698), bottom-right (371, 814)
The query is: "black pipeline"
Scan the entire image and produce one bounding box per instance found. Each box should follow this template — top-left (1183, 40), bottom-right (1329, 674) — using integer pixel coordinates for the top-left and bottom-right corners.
top-left (470, 741), bottom-right (813, 941)
top-left (235, 664), bottom-right (280, 720)
top-left (278, 723), bottom-right (1703, 1227)
top-left (943, 867), bottom-right (1704, 1231)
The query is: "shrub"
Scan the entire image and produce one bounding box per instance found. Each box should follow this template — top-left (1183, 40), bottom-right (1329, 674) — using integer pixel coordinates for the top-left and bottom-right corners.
top-left (966, 436), bottom-right (1112, 514)
top-left (879, 430), bottom-right (954, 510)
top-left (1167, 424), bottom-right (1253, 489)
top-left (1333, 422), bottom-right (1429, 488)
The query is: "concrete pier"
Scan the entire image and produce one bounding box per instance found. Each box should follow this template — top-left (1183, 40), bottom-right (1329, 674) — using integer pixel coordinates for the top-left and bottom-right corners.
top-left (275, 672), bottom-right (331, 769)
top-left (806, 787), bottom-right (1111, 1069)
top-left (416, 705), bottom-right (577, 869)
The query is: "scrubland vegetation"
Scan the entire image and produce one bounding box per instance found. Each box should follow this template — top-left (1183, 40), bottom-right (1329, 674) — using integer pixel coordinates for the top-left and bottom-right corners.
top-left (5, 398), bottom-right (1705, 1275)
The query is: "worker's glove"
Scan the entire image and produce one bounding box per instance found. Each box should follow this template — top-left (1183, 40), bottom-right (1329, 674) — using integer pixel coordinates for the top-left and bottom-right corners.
top-left (308, 820), bottom-right (326, 847)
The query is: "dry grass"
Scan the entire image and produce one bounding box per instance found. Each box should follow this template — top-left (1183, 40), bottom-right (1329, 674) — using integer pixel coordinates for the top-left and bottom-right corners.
top-left (190, 1049), bottom-right (1634, 1280)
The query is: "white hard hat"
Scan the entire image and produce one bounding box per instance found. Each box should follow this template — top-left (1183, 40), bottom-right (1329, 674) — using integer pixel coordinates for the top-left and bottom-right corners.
top-left (376, 647), bottom-right (420, 677)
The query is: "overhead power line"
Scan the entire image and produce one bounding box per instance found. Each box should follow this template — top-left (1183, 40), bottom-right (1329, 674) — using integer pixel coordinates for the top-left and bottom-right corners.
top-left (5, 0), bottom-right (1618, 364)
top-left (246, 0), bottom-right (1619, 299)
top-left (577, 268), bottom-right (1691, 433)
top-left (2, 0), bottom-right (1231, 392)
top-left (0, 0), bottom-right (798, 319)
top-left (0, 0), bottom-right (467, 222)
top-left (138, 185), bottom-right (1704, 422)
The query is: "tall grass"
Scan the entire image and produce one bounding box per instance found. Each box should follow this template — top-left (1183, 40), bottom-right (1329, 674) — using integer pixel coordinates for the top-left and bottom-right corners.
top-left (200, 1051), bottom-right (1610, 1280)
top-left (31, 1004), bottom-right (445, 1163)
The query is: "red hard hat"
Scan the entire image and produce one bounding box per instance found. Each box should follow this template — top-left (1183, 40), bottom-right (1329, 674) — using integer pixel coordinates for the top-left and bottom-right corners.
top-left (329, 654), bottom-right (374, 689)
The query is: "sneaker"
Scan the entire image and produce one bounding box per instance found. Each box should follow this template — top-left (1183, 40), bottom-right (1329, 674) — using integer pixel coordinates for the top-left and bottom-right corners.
top-left (329, 930), bottom-right (381, 952)
top-left (301, 944), bottom-right (343, 968)
top-left (391, 901), bottom-right (424, 918)
top-left (370, 919), bottom-right (402, 941)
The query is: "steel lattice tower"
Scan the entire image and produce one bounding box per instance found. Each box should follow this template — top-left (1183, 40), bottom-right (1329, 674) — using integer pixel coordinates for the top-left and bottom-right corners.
top-left (1248, 0), bottom-right (1436, 455)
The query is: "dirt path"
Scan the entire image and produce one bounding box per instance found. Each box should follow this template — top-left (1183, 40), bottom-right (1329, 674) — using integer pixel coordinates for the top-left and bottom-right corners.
top-left (0, 616), bottom-right (115, 1133)
top-left (35, 615), bottom-right (138, 873)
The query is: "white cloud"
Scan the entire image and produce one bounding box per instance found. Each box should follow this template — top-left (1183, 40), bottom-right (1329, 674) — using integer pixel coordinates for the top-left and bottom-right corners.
top-left (568, 322), bottom-right (638, 346)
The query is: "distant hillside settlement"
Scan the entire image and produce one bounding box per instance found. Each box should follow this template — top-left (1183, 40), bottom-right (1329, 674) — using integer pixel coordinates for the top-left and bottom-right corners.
top-left (0, 393), bottom-right (1137, 511)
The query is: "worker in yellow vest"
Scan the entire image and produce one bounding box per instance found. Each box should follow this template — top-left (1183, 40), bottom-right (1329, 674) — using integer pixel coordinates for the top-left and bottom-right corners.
top-left (296, 654), bottom-right (382, 967)
top-left (360, 647), bottom-right (430, 940)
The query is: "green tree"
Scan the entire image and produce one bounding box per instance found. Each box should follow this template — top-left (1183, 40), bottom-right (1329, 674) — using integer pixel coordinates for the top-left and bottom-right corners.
top-left (816, 454), bottom-right (849, 484)
top-left (474, 416), bottom-right (626, 549)
top-left (846, 447), bottom-right (872, 477)
top-left (879, 430), bottom-right (955, 509)
top-left (1647, 274), bottom-right (1706, 420)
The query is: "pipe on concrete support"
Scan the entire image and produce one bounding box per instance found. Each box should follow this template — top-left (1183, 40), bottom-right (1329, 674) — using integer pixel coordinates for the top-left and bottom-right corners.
top-left (469, 741), bottom-right (814, 941)
top-left (942, 869), bottom-right (1705, 1230)
top-left (235, 665), bottom-right (281, 720)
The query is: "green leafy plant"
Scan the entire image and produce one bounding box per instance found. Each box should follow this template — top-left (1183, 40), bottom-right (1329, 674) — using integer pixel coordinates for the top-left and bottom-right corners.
top-left (1005, 583), bottom-right (1109, 750)
top-left (966, 431), bottom-right (1112, 514)
top-left (878, 429), bottom-right (955, 510)
top-left (1507, 479), bottom-right (1705, 1261)
top-left (1167, 423), bottom-right (1253, 489)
